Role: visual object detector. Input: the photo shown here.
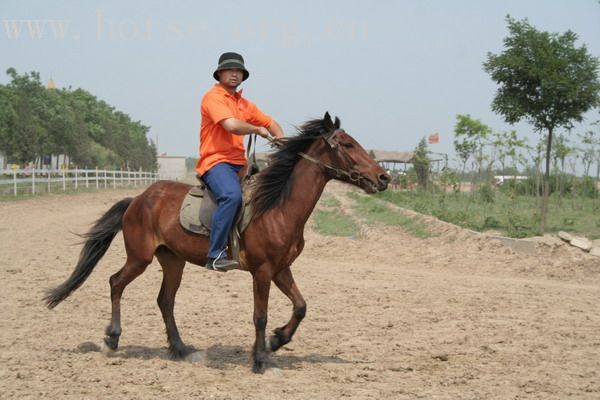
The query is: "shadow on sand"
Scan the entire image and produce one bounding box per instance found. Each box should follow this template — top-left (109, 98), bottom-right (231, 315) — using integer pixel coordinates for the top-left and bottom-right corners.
top-left (74, 341), bottom-right (356, 370)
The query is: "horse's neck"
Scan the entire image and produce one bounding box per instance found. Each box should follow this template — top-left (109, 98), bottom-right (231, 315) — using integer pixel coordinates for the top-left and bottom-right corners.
top-left (280, 158), bottom-right (329, 228)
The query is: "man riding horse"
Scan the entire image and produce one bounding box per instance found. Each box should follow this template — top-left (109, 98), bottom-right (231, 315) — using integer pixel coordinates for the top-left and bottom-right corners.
top-left (197, 52), bottom-right (285, 271)
top-left (45, 55), bottom-right (390, 372)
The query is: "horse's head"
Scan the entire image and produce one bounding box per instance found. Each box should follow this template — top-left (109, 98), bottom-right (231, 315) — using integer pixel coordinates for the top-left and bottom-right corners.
top-left (251, 113), bottom-right (390, 217)
top-left (312, 112), bottom-right (390, 193)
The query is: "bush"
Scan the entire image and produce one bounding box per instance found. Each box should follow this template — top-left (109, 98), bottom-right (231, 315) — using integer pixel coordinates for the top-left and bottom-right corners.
top-left (548, 174), bottom-right (574, 195)
top-left (506, 211), bottom-right (542, 238)
top-left (433, 208), bottom-right (471, 227)
top-left (498, 178), bottom-right (537, 196)
top-left (497, 175), bottom-right (595, 198)
top-left (478, 184), bottom-right (495, 203)
top-left (574, 176), bottom-right (599, 198)
top-left (483, 216), bottom-right (502, 229)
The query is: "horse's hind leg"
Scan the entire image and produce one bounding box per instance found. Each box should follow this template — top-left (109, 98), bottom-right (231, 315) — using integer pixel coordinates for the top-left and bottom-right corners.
top-left (155, 247), bottom-right (190, 359)
top-left (104, 257), bottom-right (150, 350)
top-left (269, 268), bottom-right (306, 353)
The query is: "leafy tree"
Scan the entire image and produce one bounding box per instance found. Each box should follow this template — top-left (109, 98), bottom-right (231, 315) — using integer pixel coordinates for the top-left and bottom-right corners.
top-left (494, 130), bottom-right (527, 175)
top-left (483, 17), bottom-right (600, 228)
top-left (413, 137), bottom-right (430, 189)
top-left (2, 68), bottom-right (47, 164)
top-left (0, 85), bottom-right (18, 163)
top-left (552, 134), bottom-right (574, 203)
top-left (0, 68), bottom-right (157, 170)
top-left (11, 96), bottom-right (44, 163)
top-left (453, 114), bottom-right (491, 192)
top-left (44, 88), bottom-right (75, 166)
top-left (552, 134), bottom-right (572, 174)
top-left (578, 129), bottom-right (597, 177)
top-left (585, 120), bottom-right (600, 184)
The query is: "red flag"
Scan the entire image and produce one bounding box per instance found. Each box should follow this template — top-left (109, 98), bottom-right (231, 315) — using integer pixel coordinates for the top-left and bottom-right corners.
top-left (428, 133), bottom-right (439, 144)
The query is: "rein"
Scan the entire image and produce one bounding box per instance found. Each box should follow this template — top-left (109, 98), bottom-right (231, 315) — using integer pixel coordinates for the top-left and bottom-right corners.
top-left (265, 134), bottom-right (365, 182)
top-left (297, 152), bottom-right (363, 181)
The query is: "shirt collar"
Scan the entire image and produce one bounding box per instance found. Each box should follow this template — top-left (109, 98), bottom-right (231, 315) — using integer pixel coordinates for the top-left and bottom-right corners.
top-left (214, 83), bottom-right (243, 99)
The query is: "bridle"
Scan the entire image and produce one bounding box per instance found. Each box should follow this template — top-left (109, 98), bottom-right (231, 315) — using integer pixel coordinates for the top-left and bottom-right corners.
top-left (267, 130), bottom-right (368, 182)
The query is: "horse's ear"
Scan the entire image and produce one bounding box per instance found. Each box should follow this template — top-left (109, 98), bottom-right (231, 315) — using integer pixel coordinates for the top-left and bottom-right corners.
top-left (334, 116), bottom-right (340, 130)
top-left (323, 112), bottom-right (333, 131)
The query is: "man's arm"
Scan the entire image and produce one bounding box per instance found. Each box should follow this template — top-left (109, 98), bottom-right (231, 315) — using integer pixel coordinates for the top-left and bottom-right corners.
top-left (220, 118), bottom-right (283, 139)
top-left (266, 120), bottom-right (284, 139)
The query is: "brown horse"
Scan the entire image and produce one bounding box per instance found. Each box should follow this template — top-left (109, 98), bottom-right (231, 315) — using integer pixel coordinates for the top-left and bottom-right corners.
top-left (44, 112), bottom-right (390, 373)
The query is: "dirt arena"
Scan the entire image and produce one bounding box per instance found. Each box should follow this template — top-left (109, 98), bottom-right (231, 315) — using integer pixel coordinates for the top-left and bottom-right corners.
top-left (1, 182), bottom-right (599, 399)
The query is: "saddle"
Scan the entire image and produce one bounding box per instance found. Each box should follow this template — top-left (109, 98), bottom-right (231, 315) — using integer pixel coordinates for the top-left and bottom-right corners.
top-left (181, 135), bottom-right (264, 266)
top-left (179, 181), bottom-right (216, 237)
top-left (179, 171), bottom-right (256, 266)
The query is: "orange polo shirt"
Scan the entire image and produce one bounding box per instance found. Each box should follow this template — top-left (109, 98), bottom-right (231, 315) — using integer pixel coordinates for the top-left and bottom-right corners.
top-left (195, 84), bottom-right (273, 176)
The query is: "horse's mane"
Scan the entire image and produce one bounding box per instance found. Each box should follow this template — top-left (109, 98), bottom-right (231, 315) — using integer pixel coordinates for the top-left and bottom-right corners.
top-left (251, 117), bottom-right (331, 217)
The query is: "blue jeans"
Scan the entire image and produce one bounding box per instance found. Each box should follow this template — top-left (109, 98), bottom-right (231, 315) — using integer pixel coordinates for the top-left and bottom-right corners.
top-left (201, 162), bottom-right (242, 258)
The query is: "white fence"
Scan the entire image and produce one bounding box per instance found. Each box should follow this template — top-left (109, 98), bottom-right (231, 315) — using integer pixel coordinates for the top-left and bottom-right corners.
top-left (0, 167), bottom-right (159, 197)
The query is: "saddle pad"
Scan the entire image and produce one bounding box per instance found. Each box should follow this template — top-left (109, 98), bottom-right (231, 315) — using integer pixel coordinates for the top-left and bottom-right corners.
top-left (179, 190), bottom-right (216, 235)
top-left (179, 183), bottom-right (255, 270)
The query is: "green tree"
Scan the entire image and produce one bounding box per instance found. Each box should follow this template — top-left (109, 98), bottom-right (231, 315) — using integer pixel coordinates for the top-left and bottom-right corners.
top-left (552, 134), bottom-right (572, 175)
top-left (453, 114), bottom-right (491, 192)
top-left (494, 130), bottom-right (526, 176)
top-left (552, 134), bottom-right (573, 203)
top-left (483, 17), bottom-right (600, 228)
top-left (2, 68), bottom-right (48, 164)
top-left (587, 120), bottom-right (600, 183)
top-left (413, 137), bottom-right (430, 189)
top-left (0, 85), bottom-right (18, 163)
top-left (578, 129), bottom-right (597, 177)
top-left (44, 88), bottom-right (75, 167)
top-left (11, 96), bottom-right (44, 164)
top-left (1, 68), bottom-right (157, 170)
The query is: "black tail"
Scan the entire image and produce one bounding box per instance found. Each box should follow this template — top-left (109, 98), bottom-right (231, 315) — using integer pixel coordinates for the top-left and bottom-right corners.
top-left (44, 197), bottom-right (134, 309)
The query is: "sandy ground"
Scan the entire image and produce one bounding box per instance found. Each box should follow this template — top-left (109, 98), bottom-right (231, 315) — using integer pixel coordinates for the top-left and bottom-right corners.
top-left (1, 182), bottom-right (599, 400)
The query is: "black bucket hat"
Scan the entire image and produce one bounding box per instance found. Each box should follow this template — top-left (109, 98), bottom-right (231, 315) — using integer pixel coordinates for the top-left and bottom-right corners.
top-left (213, 52), bottom-right (249, 81)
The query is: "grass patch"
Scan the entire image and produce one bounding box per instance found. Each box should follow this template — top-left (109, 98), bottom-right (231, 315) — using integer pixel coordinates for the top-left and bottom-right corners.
top-left (312, 208), bottom-right (358, 237)
top-left (313, 194), bottom-right (358, 237)
top-left (375, 189), bottom-right (600, 239)
top-left (318, 195), bottom-right (341, 209)
top-left (347, 191), bottom-right (433, 238)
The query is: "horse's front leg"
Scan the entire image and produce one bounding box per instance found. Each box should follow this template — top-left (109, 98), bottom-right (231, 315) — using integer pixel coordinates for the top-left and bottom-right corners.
top-left (105, 258), bottom-right (149, 350)
top-left (269, 267), bottom-right (306, 352)
top-left (251, 269), bottom-right (272, 373)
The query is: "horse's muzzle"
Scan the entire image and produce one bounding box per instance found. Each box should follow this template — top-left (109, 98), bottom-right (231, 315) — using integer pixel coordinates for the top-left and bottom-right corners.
top-left (377, 173), bottom-right (390, 191)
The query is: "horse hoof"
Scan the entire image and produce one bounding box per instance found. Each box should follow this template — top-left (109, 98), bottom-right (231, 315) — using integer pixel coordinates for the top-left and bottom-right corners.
top-left (100, 340), bottom-right (115, 354)
top-left (184, 351), bottom-right (205, 364)
top-left (268, 329), bottom-right (288, 352)
top-left (252, 355), bottom-right (275, 374)
top-left (252, 360), bottom-right (267, 374)
top-left (102, 336), bottom-right (119, 352)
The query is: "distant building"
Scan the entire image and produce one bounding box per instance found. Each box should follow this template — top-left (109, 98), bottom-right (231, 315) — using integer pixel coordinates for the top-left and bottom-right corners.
top-left (493, 175), bottom-right (528, 185)
top-left (369, 150), bottom-right (415, 172)
top-left (157, 155), bottom-right (186, 181)
top-left (47, 78), bottom-right (56, 89)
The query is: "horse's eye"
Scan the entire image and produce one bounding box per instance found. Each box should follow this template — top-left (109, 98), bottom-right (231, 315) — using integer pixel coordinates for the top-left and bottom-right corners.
top-left (341, 142), bottom-right (353, 148)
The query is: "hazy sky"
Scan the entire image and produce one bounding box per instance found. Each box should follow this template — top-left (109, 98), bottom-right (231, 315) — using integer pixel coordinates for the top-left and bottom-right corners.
top-left (1, 0), bottom-right (599, 164)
